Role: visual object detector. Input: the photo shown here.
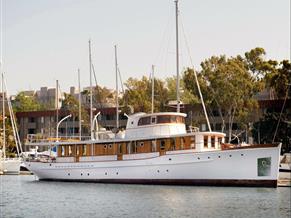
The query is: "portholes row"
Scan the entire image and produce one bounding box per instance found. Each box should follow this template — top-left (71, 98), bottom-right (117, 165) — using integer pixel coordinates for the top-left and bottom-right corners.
top-left (168, 153), bottom-right (245, 161)
top-left (157, 169), bottom-right (169, 173)
top-left (67, 172), bottom-right (120, 176)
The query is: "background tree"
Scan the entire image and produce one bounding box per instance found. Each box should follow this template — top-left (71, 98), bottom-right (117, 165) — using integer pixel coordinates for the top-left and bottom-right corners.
top-left (121, 76), bottom-right (169, 113)
top-left (166, 76), bottom-right (199, 105)
top-left (13, 92), bottom-right (42, 112)
top-left (265, 60), bottom-right (291, 98)
top-left (0, 114), bottom-right (18, 157)
top-left (62, 93), bottom-right (89, 132)
top-left (183, 55), bottom-right (262, 142)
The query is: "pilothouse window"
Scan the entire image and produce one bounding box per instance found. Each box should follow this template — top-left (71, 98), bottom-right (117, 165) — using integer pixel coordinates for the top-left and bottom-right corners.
top-left (157, 115), bottom-right (184, 124)
top-left (138, 116), bottom-right (151, 126)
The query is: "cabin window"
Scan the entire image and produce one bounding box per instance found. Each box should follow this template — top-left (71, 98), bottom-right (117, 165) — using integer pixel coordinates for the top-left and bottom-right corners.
top-left (211, 137), bottom-right (215, 148)
top-left (190, 137), bottom-right (195, 149)
top-left (131, 141), bottom-right (137, 153)
top-left (61, 146), bottom-right (65, 156)
top-left (204, 136), bottom-right (208, 148)
top-left (104, 145), bottom-right (107, 149)
top-left (157, 115), bottom-right (185, 124)
top-left (180, 137), bottom-right (185, 149)
top-left (138, 116), bottom-right (151, 126)
top-left (157, 115), bottom-right (171, 123)
top-left (82, 145), bottom-right (87, 156)
top-left (170, 116), bottom-right (177, 123)
top-left (118, 144), bottom-right (122, 154)
top-left (138, 142), bottom-right (144, 147)
top-left (151, 140), bottom-right (157, 152)
top-left (179, 116), bottom-right (185, 123)
top-left (160, 140), bottom-right (166, 151)
top-left (127, 142), bottom-right (132, 154)
top-left (68, 146), bottom-right (72, 156)
top-left (170, 138), bottom-right (175, 150)
top-left (218, 137), bottom-right (222, 148)
top-left (76, 145), bottom-right (80, 156)
top-left (108, 144), bottom-right (113, 149)
top-left (151, 117), bottom-right (156, 124)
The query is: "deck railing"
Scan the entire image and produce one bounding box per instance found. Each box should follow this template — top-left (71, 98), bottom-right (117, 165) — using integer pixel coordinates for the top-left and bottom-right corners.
top-left (26, 134), bottom-right (91, 143)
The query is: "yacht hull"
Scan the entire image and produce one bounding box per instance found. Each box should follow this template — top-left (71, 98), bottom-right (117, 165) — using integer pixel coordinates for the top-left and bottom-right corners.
top-left (0, 158), bottom-right (21, 175)
top-left (25, 145), bottom-right (281, 187)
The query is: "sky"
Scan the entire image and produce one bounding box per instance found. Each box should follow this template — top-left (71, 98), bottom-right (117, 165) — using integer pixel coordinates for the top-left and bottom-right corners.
top-left (1, 0), bottom-right (290, 95)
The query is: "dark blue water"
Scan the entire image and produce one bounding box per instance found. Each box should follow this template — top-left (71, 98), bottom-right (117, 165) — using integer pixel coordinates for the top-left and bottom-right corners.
top-left (1, 175), bottom-right (290, 218)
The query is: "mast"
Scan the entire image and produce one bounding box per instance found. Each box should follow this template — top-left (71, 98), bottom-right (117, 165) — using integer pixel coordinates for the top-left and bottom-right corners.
top-left (151, 65), bottom-right (155, 114)
top-left (115, 45), bottom-right (119, 129)
top-left (175, 0), bottom-right (180, 113)
top-left (56, 79), bottom-right (59, 136)
top-left (4, 77), bottom-right (20, 156)
top-left (2, 73), bottom-right (5, 159)
top-left (78, 68), bottom-right (82, 140)
top-left (89, 40), bottom-right (93, 139)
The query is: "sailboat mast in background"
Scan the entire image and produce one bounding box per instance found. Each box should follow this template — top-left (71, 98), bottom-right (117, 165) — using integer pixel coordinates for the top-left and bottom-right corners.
top-left (115, 45), bottom-right (119, 129)
top-left (175, 0), bottom-right (180, 113)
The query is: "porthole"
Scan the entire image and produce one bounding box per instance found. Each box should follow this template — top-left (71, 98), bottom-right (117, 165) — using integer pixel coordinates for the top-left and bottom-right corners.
top-left (104, 145), bottom-right (107, 149)
top-left (166, 169), bottom-right (169, 172)
top-left (131, 121), bottom-right (134, 124)
top-left (241, 154), bottom-right (244, 156)
top-left (218, 156), bottom-right (221, 158)
top-left (105, 172), bottom-right (107, 175)
top-left (169, 158), bottom-right (172, 161)
top-left (68, 173), bottom-right (70, 176)
top-left (197, 157), bottom-right (200, 160)
top-left (208, 157), bottom-right (210, 159)
top-left (116, 172), bottom-right (119, 175)
top-left (87, 173), bottom-right (90, 176)
top-left (49, 164), bottom-right (52, 166)
top-left (229, 155), bottom-right (232, 157)
top-left (157, 170), bottom-right (160, 173)
top-left (109, 144), bottom-right (112, 149)
top-left (139, 142), bottom-right (144, 147)
top-left (81, 173), bottom-right (83, 176)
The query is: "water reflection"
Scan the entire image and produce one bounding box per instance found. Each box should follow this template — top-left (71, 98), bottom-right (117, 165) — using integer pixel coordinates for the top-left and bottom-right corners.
top-left (1, 175), bottom-right (290, 218)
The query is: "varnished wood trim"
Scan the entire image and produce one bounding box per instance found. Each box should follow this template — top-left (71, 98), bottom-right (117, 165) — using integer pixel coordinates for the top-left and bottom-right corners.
top-left (221, 143), bottom-right (279, 151)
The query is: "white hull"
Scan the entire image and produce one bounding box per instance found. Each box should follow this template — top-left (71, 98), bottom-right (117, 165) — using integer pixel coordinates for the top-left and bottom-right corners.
top-left (0, 158), bottom-right (21, 175)
top-left (26, 145), bottom-right (281, 187)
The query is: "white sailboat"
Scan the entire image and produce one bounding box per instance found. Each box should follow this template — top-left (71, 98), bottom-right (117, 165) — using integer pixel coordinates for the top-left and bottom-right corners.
top-left (0, 73), bottom-right (21, 175)
top-left (24, 1), bottom-right (281, 187)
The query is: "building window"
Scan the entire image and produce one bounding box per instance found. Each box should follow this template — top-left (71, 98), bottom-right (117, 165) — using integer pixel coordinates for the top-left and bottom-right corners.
top-left (28, 129), bottom-right (36, 134)
top-left (28, 117), bottom-right (35, 123)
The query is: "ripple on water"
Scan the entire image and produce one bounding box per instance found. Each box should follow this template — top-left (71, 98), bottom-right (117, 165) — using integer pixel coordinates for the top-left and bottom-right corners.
top-left (0, 175), bottom-right (290, 218)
